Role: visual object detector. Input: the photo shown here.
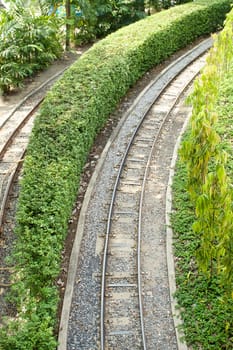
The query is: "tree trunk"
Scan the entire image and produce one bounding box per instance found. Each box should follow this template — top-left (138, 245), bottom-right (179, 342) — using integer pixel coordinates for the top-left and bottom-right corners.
top-left (65, 0), bottom-right (71, 51)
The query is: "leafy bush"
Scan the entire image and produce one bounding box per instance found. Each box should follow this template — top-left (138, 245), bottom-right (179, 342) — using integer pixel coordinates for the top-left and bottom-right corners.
top-left (172, 61), bottom-right (233, 347)
top-left (180, 5), bottom-right (233, 292)
top-left (172, 6), bottom-right (233, 348)
top-left (0, 1), bottom-right (62, 93)
top-left (172, 161), bottom-right (233, 349)
top-left (0, 0), bottom-right (232, 348)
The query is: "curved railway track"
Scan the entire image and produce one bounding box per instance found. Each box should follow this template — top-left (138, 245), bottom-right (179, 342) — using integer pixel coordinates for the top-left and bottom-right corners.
top-left (0, 66), bottom-right (73, 312)
top-left (59, 38), bottom-right (213, 350)
top-left (100, 47), bottom-right (208, 350)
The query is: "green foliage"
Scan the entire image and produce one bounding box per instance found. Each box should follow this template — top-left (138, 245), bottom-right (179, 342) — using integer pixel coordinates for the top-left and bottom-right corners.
top-left (172, 7), bottom-right (233, 348)
top-left (0, 304), bottom-right (58, 350)
top-left (71, 0), bottom-right (146, 45)
top-left (146, 0), bottom-right (201, 12)
top-left (215, 66), bottom-right (233, 292)
top-left (94, 0), bottom-right (146, 37)
top-left (71, 0), bottom-right (98, 44)
top-left (193, 158), bottom-right (233, 282)
top-left (0, 0), bottom-right (62, 93)
top-left (0, 0), bottom-right (231, 348)
top-left (180, 6), bottom-right (233, 292)
top-left (171, 161), bottom-right (233, 349)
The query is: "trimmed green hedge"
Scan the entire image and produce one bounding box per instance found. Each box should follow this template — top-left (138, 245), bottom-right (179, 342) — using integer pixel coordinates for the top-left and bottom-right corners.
top-left (0, 0), bottom-right (232, 349)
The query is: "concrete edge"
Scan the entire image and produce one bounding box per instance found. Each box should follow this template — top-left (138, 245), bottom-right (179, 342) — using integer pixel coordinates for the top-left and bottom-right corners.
top-left (165, 110), bottom-right (193, 350)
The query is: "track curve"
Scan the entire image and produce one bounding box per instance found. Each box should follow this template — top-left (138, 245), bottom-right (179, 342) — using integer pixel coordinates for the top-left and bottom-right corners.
top-left (58, 37), bottom-right (212, 350)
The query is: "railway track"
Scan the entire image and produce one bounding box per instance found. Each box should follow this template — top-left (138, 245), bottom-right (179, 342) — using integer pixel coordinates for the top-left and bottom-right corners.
top-left (59, 38), bottom-right (213, 350)
top-left (100, 49), bottom-right (208, 350)
top-left (0, 68), bottom-right (68, 232)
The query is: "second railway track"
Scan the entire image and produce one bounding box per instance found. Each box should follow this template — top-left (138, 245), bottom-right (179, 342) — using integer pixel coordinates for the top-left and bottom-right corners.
top-left (0, 61), bottom-right (78, 321)
top-left (59, 38), bottom-right (213, 350)
top-left (0, 66), bottom-right (71, 230)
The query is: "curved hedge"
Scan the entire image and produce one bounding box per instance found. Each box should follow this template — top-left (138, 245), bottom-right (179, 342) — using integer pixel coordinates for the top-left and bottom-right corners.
top-left (1, 0), bottom-right (232, 349)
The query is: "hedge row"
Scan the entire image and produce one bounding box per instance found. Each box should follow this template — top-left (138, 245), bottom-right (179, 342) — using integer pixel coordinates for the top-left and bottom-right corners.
top-left (1, 1), bottom-right (232, 349)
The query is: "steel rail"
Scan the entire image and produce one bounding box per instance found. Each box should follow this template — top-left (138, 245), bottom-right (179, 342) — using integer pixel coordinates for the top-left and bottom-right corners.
top-left (0, 66), bottom-right (70, 160)
top-left (0, 153), bottom-right (25, 233)
top-left (137, 69), bottom-right (201, 349)
top-left (0, 65), bottom-right (71, 229)
top-left (100, 38), bottom-right (212, 350)
top-left (0, 102), bottom-right (41, 160)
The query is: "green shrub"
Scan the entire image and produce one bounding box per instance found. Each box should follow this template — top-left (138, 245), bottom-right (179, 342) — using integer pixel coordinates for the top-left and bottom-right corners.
top-left (0, 1), bottom-right (62, 93)
top-left (172, 63), bottom-right (233, 347)
top-left (172, 6), bottom-right (233, 348)
top-left (1, 0), bottom-right (232, 348)
top-left (180, 4), bottom-right (233, 291)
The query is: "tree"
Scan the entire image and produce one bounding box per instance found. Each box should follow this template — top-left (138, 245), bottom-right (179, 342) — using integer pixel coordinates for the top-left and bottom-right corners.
top-left (65, 0), bottom-right (70, 50)
top-left (0, 0), bottom-right (62, 93)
